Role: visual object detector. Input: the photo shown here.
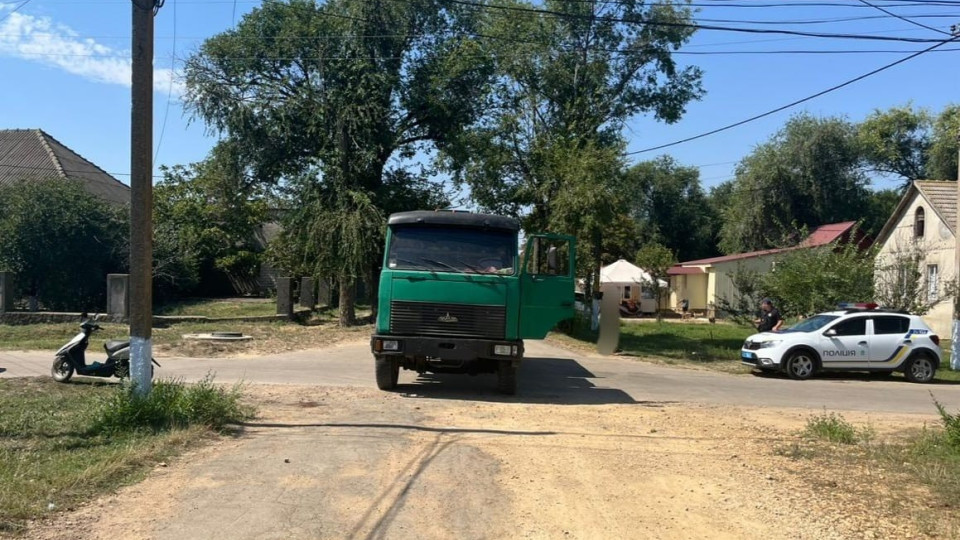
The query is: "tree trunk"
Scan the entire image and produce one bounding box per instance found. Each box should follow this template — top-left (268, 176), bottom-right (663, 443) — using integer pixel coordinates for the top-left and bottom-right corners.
top-left (338, 274), bottom-right (356, 327)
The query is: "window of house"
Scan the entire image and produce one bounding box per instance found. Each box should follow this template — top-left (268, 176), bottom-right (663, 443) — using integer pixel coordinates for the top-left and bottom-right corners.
top-left (928, 264), bottom-right (939, 302)
top-left (623, 286), bottom-right (631, 300)
top-left (915, 207), bottom-right (925, 238)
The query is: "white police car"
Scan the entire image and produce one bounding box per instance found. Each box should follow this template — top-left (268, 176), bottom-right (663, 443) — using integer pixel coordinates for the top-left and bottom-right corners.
top-left (741, 303), bottom-right (942, 383)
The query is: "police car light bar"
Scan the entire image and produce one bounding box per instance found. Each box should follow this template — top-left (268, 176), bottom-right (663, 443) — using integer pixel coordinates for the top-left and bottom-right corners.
top-left (837, 302), bottom-right (878, 310)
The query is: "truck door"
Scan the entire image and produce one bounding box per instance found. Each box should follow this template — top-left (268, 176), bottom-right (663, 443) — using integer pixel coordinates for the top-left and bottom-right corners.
top-left (519, 234), bottom-right (576, 339)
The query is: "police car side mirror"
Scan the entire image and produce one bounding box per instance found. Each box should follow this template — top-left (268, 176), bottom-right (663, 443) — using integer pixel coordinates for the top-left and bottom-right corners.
top-left (824, 329), bottom-right (837, 337)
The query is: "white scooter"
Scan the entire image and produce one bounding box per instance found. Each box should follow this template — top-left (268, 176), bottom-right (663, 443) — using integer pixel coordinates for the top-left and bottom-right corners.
top-left (52, 317), bottom-right (159, 383)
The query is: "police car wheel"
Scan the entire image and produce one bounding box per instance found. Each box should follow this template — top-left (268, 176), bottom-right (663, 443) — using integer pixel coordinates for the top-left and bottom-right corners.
top-left (785, 351), bottom-right (816, 381)
top-left (904, 355), bottom-right (935, 384)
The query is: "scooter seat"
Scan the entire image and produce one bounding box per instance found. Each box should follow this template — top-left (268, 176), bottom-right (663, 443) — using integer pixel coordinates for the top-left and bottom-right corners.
top-left (104, 340), bottom-right (130, 354)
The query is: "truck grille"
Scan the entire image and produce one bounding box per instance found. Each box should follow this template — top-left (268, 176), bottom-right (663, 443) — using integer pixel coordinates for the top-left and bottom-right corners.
top-left (390, 301), bottom-right (506, 339)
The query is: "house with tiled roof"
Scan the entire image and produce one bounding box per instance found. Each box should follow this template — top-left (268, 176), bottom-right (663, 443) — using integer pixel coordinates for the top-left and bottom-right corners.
top-left (874, 180), bottom-right (955, 336)
top-left (0, 129), bottom-right (130, 205)
top-left (667, 221), bottom-right (868, 317)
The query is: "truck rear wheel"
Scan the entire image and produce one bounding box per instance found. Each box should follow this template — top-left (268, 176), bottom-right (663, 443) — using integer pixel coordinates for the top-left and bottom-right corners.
top-left (375, 356), bottom-right (400, 390)
top-left (497, 360), bottom-right (517, 395)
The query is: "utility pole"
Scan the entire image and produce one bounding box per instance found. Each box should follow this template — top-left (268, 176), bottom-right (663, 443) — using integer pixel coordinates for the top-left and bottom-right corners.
top-left (130, 0), bottom-right (161, 394)
top-left (953, 122), bottom-right (960, 371)
top-left (951, 23), bottom-right (960, 371)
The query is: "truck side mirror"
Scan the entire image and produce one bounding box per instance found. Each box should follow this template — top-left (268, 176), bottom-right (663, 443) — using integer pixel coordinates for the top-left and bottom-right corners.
top-left (547, 246), bottom-right (558, 274)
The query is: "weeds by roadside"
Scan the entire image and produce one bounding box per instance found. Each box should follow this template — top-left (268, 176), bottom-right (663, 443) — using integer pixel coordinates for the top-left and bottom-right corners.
top-left (778, 402), bottom-right (960, 536)
top-left (91, 374), bottom-right (254, 434)
top-left (804, 411), bottom-right (874, 445)
top-left (0, 376), bottom-right (254, 535)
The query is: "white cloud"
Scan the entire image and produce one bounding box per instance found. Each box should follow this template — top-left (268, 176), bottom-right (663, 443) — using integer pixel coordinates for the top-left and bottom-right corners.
top-left (0, 4), bottom-right (184, 96)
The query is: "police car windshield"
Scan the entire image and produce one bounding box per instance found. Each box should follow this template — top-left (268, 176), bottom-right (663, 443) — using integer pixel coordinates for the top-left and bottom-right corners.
top-left (782, 314), bottom-right (839, 333)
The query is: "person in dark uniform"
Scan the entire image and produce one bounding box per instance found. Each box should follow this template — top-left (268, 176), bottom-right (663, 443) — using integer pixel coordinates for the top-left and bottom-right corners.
top-left (754, 298), bottom-right (783, 332)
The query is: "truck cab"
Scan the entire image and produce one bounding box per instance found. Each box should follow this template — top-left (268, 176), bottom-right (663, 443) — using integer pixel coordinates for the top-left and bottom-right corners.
top-left (370, 210), bottom-right (576, 394)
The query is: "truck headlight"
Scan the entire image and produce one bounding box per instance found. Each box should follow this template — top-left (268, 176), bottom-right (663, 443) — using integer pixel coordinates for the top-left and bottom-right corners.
top-left (382, 340), bottom-right (400, 351)
top-left (494, 344), bottom-right (515, 356)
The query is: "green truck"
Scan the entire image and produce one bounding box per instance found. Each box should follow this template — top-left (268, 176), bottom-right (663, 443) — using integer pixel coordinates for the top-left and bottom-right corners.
top-left (370, 210), bottom-right (576, 394)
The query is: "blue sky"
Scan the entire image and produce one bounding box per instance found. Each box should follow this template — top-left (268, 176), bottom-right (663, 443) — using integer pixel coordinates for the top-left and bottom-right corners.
top-left (0, 0), bottom-right (957, 193)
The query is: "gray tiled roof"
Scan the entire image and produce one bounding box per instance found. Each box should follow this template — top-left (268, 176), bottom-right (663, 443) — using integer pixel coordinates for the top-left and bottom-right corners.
top-left (0, 129), bottom-right (130, 205)
top-left (916, 180), bottom-right (956, 233)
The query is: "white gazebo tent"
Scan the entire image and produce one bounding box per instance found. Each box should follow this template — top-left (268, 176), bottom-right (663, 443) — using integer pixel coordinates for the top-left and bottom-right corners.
top-left (600, 259), bottom-right (667, 314)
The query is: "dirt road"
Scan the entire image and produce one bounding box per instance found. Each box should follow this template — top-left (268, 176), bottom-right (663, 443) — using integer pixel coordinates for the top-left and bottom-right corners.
top-left (31, 384), bottom-right (939, 540)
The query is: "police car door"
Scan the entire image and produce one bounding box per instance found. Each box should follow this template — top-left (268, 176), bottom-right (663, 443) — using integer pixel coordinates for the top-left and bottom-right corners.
top-left (868, 315), bottom-right (912, 368)
top-left (820, 316), bottom-right (869, 368)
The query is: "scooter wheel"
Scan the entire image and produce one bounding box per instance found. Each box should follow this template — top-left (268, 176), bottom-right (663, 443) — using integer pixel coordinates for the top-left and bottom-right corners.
top-left (51, 356), bottom-right (74, 383)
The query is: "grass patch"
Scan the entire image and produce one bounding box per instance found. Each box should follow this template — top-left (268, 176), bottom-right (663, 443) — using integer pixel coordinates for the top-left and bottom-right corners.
top-left (555, 315), bottom-right (753, 372)
top-left (0, 305), bottom-right (373, 356)
top-left (0, 377), bottom-right (253, 534)
top-left (785, 403), bottom-right (960, 536)
top-left (804, 411), bottom-right (872, 445)
top-left (154, 298), bottom-right (278, 318)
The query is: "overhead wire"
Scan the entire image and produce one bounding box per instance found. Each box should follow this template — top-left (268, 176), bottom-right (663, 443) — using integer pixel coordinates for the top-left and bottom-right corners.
top-left (154, 0), bottom-right (177, 164)
top-left (855, 0), bottom-right (953, 35)
top-left (624, 33), bottom-right (960, 156)
top-left (0, 0), bottom-right (34, 24)
top-left (426, 0), bottom-right (952, 43)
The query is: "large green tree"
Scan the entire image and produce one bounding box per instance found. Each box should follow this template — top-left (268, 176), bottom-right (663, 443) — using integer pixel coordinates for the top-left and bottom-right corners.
top-left (718, 114), bottom-right (870, 254)
top-left (183, 0), bottom-right (493, 325)
top-left (446, 0), bottom-right (703, 290)
top-left (153, 144), bottom-right (269, 299)
top-left (858, 103), bottom-right (960, 186)
top-left (0, 180), bottom-right (127, 311)
top-left (625, 156), bottom-right (717, 262)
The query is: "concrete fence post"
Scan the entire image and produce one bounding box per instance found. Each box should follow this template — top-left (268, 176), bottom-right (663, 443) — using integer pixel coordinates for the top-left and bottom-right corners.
top-left (107, 274), bottom-right (130, 318)
top-left (300, 277), bottom-right (316, 309)
top-left (317, 278), bottom-right (332, 307)
top-left (0, 272), bottom-right (13, 313)
top-left (276, 277), bottom-right (294, 318)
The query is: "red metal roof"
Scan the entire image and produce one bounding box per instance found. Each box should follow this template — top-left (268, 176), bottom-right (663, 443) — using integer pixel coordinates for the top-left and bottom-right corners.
top-left (675, 222), bottom-right (858, 266)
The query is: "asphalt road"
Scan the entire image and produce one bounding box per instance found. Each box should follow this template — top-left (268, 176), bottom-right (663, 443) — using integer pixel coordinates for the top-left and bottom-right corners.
top-left (4, 340), bottom-right (960, 414)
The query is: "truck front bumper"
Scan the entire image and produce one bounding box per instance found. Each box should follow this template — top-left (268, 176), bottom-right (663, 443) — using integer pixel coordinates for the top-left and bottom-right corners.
top-left (371, 335), bottom-right (523, 362)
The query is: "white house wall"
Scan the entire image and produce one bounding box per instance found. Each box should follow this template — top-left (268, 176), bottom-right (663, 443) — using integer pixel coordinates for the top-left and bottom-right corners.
top-left (875, 191), bottom-right (955, 337)
top-left (710, 257), bottom-right (775, 308)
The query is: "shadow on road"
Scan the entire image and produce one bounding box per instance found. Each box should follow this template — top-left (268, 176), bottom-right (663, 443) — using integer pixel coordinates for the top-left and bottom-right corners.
top-left (750, 370), bottom-right (960, 386)
top-left (397, 356), bottom-right (655, 405)
top-left (237, 422), bottom-right (556, 436)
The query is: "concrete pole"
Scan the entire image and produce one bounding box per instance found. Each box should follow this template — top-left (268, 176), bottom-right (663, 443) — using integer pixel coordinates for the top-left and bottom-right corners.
top-left (952, 127), bottom-right (960, 371)
top-left (130, 0), bottom-right (155, 394)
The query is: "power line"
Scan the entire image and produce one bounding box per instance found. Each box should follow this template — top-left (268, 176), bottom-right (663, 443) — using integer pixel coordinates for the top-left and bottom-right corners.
top-left (0, 0), bottom-right (34, 24)
top-left (7, 46), bottom-right (959, 61)
top-left (429, 0), bottom-right (951, 43)
top-left (154, 0), bottom-right (177, 164)
top-left (625, 33), bottom-right (960, 156)
top-left (0, 162), bottom-right (163, 179)
top-left (856, 0), bottom-right (953, 35)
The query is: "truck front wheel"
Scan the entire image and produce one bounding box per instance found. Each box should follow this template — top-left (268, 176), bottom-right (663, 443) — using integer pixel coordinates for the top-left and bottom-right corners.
top-left (375, 356), bottom-right (400, 390)
top-left (497, 360), bottom-right (517, 395)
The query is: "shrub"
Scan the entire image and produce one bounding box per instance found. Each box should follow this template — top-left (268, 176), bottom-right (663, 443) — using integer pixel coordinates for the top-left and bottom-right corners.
top-left (804, 412), bottom-right (863, 445)
top-left (90, 374), bottom-right (253, 435)
top-left (933, 397), bottom-right (960, 452)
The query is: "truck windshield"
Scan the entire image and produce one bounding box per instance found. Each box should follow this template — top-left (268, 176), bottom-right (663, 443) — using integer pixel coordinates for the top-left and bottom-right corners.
top-left (387, 226), bottom-right (517, 275)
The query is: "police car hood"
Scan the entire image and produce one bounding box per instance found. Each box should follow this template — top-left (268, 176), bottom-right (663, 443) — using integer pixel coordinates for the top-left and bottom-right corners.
top-left (745, 331), bottom-right (792, 342)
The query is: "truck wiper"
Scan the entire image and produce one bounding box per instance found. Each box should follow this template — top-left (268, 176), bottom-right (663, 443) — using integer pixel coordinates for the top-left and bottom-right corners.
top-left (455, 259), bottom-right (485, 274)
top-left (393, 257), bottom-right (433, 272)
top-left (419, 257), bottom-right (468, 274)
